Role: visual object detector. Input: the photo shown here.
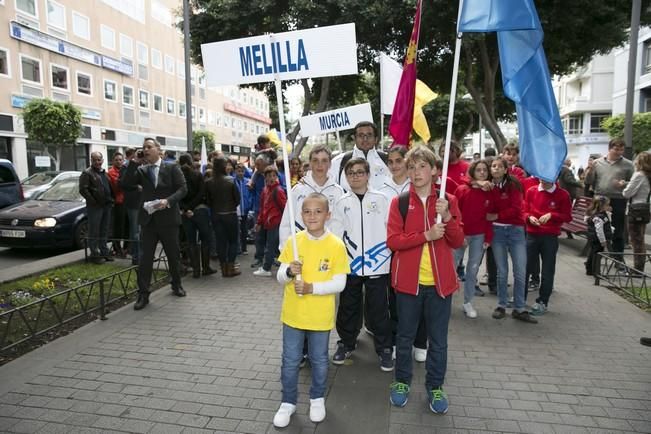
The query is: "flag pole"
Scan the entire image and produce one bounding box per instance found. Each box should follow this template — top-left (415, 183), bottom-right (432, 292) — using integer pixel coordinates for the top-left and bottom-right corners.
top-left (335, 130), bottom-right (343, 153)
top-left (380, 115), bottom-right (384, 150)
top-left (438, 0), bottom-right (464, 223)
top-left (270, 34), bottom-right (300, 272)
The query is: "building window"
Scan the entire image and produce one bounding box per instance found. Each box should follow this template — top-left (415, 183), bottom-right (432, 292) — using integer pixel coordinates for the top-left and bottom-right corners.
top-left (138, 64), bottom-right (148, 80)
top-left (20, 55), bottom-right (41, 84)
top-left (136, 42), bottom-right (148, 65)
top-left (100, 25), bottom-right (116, 51)
top-left (645, 42), bottom-right (651, 74)
top-left (46, 0), bottom-right (65, 30)
top-left (76, 71), bottom-right (92, 96)
top-left (178, 101), bottom-right (186, 118)
top-left (139, 111), bottom-right (150, 128)
top-left (177, 60), bottom-right (185, 78)
top-left (104, 80), bottom-right (117, 102)
top-left (119, 34), bottom-right (133, 58)
top-left (16, 0), bottom-right (37, 17)
top-left (122, 84), bottom-right (134, 105)
top-left (139, 89), bottom-right (149, 109)
top-left (164, 55), bottom-right (174, 75)
top-left (101, 0), bottom-right (145, 24)
top-left (50, 64), bottom-right (68, 90)
top-left (153, 94), bottom-right (163, 112)
top-left (151, 48), bottom-right (162, 70)
top-left (72, 11), bottom-right (90, 40)
top-left (123, 107), bottom-right (135, 125)
top-left (590, 113), bottom-right (610, 133)
top-left (191, 105), bottom-right (196, 120)
top-left (0, 48), bottom-right (10, 78)
top-left (565, 115), bottom-right (583, 135)
top-left (166, 97), bottom-right (175, 115)
top-left (199, 107), bottom-right (206, 123)
top-left (151, 0), bottom-right (172, 26)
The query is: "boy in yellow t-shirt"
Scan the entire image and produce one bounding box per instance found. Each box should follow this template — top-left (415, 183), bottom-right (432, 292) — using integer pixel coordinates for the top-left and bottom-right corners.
top-left (272, 193), bottom-right (350, 429)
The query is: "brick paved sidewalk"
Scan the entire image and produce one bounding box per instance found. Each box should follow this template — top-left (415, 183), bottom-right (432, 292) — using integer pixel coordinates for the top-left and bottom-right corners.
top-left (0, 241), bottom-right (649, 434)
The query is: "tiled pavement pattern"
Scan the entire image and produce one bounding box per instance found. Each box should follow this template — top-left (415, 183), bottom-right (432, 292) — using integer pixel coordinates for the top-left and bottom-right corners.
top-left (0, 241), bottom-right (650, 434)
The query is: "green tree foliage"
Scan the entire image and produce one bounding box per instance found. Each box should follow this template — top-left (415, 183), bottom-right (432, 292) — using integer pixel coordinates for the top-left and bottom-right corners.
top-left (22, 99), bottom-right (82, 170)
top-left (192, 130), bottom-right (215, 152)
top-left (187, 0), bottom-right (651, 153)
top-left (601, 113), bottom-right (651, 154)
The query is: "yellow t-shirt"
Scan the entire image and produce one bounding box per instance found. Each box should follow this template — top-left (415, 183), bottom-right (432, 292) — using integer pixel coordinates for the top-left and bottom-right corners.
top-left (418, 196), bottom-right (435, 285)
top-left (279, 231), bottom-right (350, 331)
top-left (419, 242), bottom-right (435, 285)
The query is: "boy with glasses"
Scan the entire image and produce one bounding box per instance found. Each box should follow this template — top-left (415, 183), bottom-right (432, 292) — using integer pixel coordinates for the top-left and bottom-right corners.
top-left (330, 158), bottom-right (394, 372)
top-left (329, 121), bottom-right (390, 191)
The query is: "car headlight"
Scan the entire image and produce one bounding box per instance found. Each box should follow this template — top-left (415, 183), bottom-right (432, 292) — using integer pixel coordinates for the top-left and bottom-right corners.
top-left (34, 217), bottom-right (57, 228)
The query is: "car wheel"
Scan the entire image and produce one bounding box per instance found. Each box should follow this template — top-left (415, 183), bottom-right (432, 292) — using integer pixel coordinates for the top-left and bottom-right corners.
top-left (74, 220), bottom-right (88, 250)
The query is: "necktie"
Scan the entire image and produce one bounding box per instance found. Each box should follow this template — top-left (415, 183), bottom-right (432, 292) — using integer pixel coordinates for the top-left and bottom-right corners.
top-left (147, 165), bottom-right (157, 187)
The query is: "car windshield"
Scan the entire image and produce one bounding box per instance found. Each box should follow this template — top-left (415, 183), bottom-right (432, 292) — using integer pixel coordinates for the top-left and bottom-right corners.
top-left (37, 179), bottom-right (84, 201)
top-left (22, 172), bottom-right (57, 186)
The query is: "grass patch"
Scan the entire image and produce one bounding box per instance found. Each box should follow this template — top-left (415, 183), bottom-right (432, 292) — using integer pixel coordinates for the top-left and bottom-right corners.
top-left (0, 261), bottom-right (167, 363)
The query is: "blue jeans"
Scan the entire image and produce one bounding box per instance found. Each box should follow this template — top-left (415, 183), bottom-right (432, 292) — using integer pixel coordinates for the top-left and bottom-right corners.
top-left (281, 325), bottom-right (330, 404)
top-left (491, 225), bottom-right (527, 311)
top-left (182, 207), bottom-right (213, 248)
top-left (212, 213), bottom-right (238, 263)
top-left (87, 205), bottom-right (112, 257)
top-left (126, 208), bottom-right (140, 262)
top-left (255, 226), bottom-right (279, 270)
top-left (457, 234), bottom-right (485, 304)
top-left (525, 234), bottom-right (559, 306)
top-left (395, 286), bottom-right (452, 390)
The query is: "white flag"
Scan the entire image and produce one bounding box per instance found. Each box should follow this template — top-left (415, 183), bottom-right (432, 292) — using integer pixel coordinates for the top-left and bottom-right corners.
top-left (200, 137), bottom-right (208, 173)
top-left (380, 53), bottom-right (403, 115)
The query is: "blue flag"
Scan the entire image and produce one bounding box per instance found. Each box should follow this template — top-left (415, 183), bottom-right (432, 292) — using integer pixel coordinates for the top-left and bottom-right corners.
top-left (458, 0), bottom-right (567, 182)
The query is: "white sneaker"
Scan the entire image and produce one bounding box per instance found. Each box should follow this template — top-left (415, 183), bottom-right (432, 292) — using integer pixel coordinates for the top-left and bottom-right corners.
top-left (273, 402), bottom-right (296, 428)
top-left (413, 347), bottom-right (427, 363)
top-left (309, 398), bottom-right (326, 423)
top-left (479, 273), bottom-right (488, 285)
top-left (463, 302), bottom-right (478, 319)
top-left (253, 267), bottom-right (272, 277)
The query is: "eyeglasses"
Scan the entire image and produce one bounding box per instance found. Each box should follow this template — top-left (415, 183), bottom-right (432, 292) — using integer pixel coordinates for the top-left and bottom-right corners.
top-left (355, 133), bottom-right (375, 140)
top-left (346, 170), bottom-right (368, 178)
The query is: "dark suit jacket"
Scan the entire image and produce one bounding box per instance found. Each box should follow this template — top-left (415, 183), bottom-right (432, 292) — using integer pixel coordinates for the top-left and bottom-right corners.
top-left (122, 159), bottom-right (187, 226)
top-left (79, 167), bottom-right (113, 208)
top-left (119, 162), bottom-right (144, 210)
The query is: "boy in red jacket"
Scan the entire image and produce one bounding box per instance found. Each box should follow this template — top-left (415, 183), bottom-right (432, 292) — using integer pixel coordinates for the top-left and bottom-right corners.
top-left (253, 166), bottom-right (287, 277)
top-left (523, 179), bottom-right (572, 315)
top-left (386, 146), bottom-right (464, 414)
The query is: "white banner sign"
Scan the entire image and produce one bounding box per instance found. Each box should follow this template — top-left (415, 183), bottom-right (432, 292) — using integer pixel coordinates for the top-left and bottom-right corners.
top-left (201, 23), bottom-right (358, 86)
top-left (299, 103), bottom-right (373, 136)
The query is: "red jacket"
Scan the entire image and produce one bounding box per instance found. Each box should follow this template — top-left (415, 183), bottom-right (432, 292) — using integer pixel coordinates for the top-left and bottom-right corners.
top-left (454, 184), bottom-right (493, 244)
top-left (490, 180), bottom-right (525, 226)
top-left (387, 183), bottom-right (465, 297)
top-left (524, 186), bottom-right (572, 236)
top-left (447, 160), bottom-right (470, 186)
top-left (509, 165), bottom-right (527, 183)
top-left (521, 176), bottom-right (539, 194)
top-left (257, 181), bottom-right (286, 229)
top-left (107, 166), bottom-right (124, 205)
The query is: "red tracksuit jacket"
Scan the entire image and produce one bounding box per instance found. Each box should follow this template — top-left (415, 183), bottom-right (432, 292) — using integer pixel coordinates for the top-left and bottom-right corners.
top-left (454, 184), bottom-right (494, 244)
top-left (523, 186), bottom-right (572, 236)
top-left (257, 181), bottom-right (286, 229)
top-left (387, 183), bottom-right (465, 297)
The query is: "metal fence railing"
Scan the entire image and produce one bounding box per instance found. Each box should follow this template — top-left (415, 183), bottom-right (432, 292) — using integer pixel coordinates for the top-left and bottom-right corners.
top-left (0, 254), bottom-right (169, 353)
top-left (595, 252), bottom-right (651, 307)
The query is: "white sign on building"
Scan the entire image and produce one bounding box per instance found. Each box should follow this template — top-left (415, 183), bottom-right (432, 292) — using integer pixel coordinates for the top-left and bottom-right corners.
top-left (299, 103), bottom-right (373, 137)
top-left (201, 23), bottom-right (358, 86)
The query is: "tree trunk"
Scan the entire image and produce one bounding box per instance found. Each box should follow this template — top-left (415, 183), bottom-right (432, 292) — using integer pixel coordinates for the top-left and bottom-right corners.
top-left (43, 145), bottom-right (60, 171)
top-left (463, 39), bottom-right (508, 151)
top-left (291, 77), bottom-right (332, 158)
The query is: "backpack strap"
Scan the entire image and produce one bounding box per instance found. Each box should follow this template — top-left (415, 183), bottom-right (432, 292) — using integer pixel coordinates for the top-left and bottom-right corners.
top-left (398, 191), bottom-right (410, 229)
top-left (337, 151), bottom-right (354, 185)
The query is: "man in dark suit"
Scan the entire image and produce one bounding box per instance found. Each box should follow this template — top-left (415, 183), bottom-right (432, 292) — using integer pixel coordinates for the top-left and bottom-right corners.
top-left (122, 138), bottom-right (188, 310)
top-left (79, 152), bottom-right (114, 264)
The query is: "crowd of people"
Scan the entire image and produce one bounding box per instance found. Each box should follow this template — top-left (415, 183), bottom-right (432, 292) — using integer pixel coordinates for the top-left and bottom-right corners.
top-left (76, 124), bottom-right (651, 428)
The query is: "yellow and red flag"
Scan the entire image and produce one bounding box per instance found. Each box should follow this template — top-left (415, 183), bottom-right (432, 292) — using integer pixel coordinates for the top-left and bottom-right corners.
top-left (388, 0), bottom-right (422, 147)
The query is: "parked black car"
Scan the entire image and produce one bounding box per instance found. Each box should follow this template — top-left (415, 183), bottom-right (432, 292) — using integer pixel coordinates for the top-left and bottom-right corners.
top-left (0, 177), bottom-right (87, 249)
top-left (0, 159), bottom-right (24, 209)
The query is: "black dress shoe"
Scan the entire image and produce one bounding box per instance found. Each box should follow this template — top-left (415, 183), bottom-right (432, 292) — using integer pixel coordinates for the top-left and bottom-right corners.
top-left (172, 287), bottom-right (186, 297)
top-left (104, 256), bottom-right (115, 262)
top-left (134, 293), bottom-right (149, 310)
top-left (641, 337), bottom-right (651, 347)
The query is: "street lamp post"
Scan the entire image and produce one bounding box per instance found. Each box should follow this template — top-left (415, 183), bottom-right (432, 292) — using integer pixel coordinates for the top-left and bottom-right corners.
top-left (624, 0), bottom-right (642, 160)
top-left (183, 0), bottom-right (193, 152)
